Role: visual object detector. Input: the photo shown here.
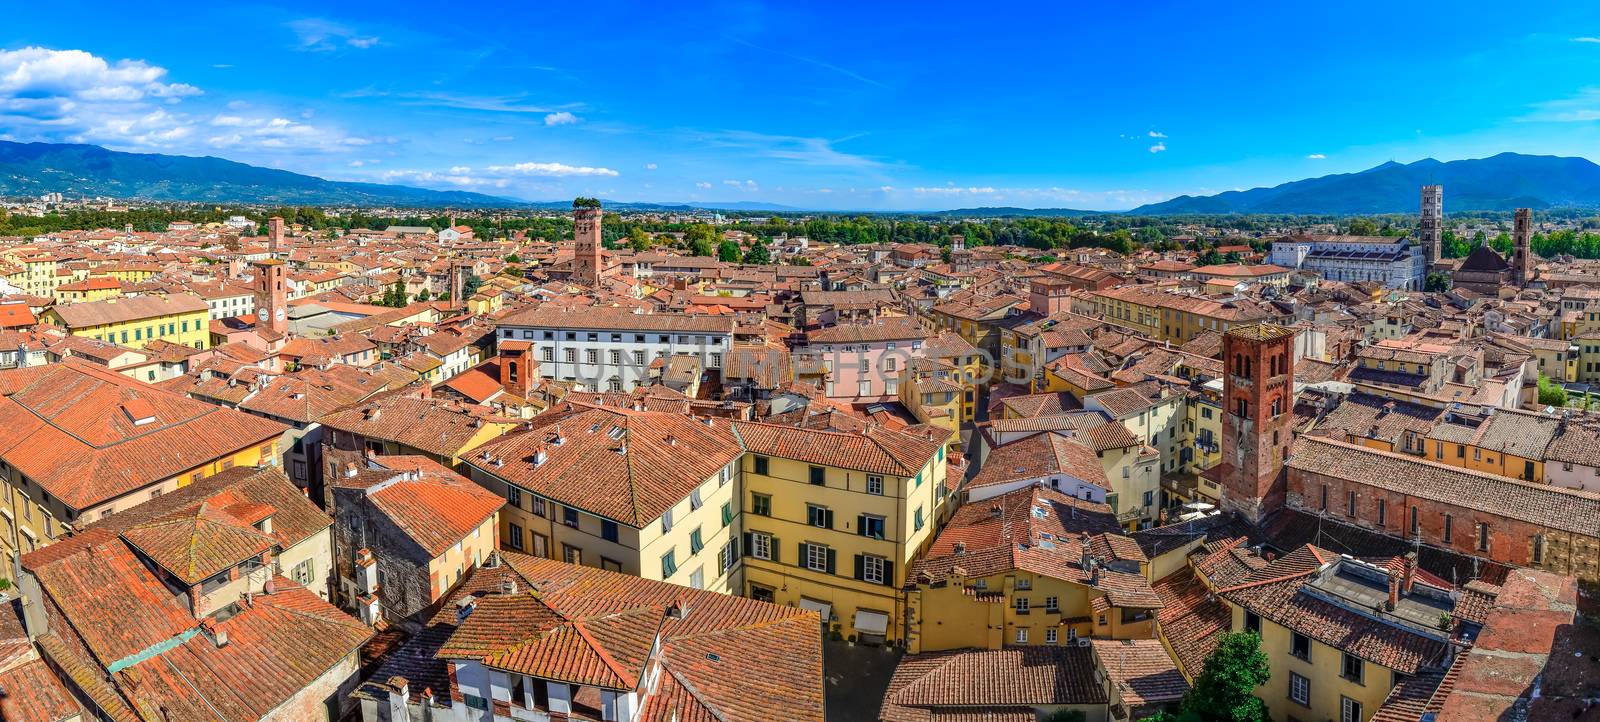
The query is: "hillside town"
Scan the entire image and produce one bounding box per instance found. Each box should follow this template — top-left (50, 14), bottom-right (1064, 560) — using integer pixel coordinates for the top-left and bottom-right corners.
top-left (0, 185), bottom-right (1597, 722)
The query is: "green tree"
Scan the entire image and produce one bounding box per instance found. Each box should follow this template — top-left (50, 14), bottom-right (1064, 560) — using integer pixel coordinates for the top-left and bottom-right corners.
top-left (1347, 217), bottom-right (1379, 236)
top-left (1539, 374), bottom-right (1568, 408)
top-left (416, 288), bottom-right (431, 302)
top-left (788, 255), bottom-right (812, 266)
top-left (462, 274), bottom-right (482, 298)
top-left (686, 224), bottom-right (718, 257)
top-left (504, 253), bottom-right (522, 264)
top-left (629, 227), bottom-right (652, 252)
top-left (743, 244), bottom-right (772, 265)
top-left (717, 239), bottom-right (742, 262)
top-left (1149, 631), bottom-right (1270, 722)
top-left (1424, 272), bottom-right (1452, 293)
top-left (381, 280), bottom-right (407, 308)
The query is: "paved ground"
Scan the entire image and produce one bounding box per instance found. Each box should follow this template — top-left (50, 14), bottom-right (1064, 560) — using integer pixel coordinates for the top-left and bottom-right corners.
top-left (824, 638), bottom-right (902, 722)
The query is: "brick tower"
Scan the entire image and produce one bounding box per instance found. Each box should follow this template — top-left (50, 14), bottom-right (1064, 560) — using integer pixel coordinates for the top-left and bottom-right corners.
top-left (573, 199), bottom-right (603, 286)
top-left (253, 259), bottom-right (288, 335)
top-left (1220, 324), bottom-right (1297, 524)
top-left (267, 216), bottom-right (285, 257)
top-left (1419, 185), bottom-right (1442, 266)
top-left (1512, 208), bottom-right (1533, 286)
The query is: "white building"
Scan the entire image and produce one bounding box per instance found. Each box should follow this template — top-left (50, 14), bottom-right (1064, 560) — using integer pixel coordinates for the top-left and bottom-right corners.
top-left (495, 306), bottom-right (734, 391)
top-left (1269, 234), bottom-right (1426, 290)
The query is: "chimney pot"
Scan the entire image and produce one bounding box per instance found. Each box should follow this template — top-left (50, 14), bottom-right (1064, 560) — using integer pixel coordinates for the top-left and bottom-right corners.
top-left (1387, 573), bottom-right (1400, 611)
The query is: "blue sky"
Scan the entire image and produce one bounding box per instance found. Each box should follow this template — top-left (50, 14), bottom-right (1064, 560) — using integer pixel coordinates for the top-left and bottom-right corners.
top-left (6, 1), bottom-right (1600, 210)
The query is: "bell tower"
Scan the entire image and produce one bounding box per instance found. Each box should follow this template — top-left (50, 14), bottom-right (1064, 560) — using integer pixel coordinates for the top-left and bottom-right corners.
top-left (253, 259), bottom-right (288, 335)
top-left (1512, 207), bottom-right (1533, 287)
top-left (1220, 324), bottom-right (1297, 523)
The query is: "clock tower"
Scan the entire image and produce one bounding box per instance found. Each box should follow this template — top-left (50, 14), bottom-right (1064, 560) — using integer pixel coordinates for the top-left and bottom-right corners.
top-left (253, 259), bottom-right (288, 335)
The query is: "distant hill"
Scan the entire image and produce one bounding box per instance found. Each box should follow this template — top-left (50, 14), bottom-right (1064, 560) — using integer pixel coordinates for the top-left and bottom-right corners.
top-left (1130, 153), bottom-right (1600, 215)
top-left (0, 141), bottom-right (521, 206)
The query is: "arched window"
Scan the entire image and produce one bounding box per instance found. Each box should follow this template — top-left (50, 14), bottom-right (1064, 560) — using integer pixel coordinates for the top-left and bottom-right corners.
top-left (507, 361), bottom-right (519, 384)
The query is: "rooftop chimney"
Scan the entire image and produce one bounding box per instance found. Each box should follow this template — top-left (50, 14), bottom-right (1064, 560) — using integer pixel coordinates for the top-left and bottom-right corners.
top-left (1387, 573), bottom-right (1400, 611)
top-left (1402, 551), bottom-right (1418, 594)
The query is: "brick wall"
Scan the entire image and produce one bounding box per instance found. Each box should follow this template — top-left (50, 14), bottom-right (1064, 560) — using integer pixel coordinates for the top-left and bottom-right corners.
top-left (1287, 465), bottom-right (1600, 583)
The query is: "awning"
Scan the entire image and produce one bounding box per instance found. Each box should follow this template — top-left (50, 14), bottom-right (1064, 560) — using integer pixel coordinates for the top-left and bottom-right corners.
top-left (798, 598), bottom-right (832, 622)
top-left (854, 610), bottom-right (889, 636)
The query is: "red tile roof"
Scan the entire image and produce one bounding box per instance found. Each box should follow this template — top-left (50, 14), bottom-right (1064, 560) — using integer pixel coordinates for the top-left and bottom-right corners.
top-left (0, 360), bottom-right (286, 509)
top-left (335, 456), bottom-right (505, 558)
top-left (360, 552), bottom-right (823, 722)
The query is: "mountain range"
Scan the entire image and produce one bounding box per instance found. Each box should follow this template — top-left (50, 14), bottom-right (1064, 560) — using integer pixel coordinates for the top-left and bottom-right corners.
top-left (0, 141), bottom-right (520, 207)
top-left (5, 142), bottom-right (1600, 216)
top-left (1129, 153), bottom-right (1600, 215)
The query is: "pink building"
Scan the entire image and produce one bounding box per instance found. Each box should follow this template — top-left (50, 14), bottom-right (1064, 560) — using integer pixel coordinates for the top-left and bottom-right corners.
top-left (802, 316), bottom-right (929, 401)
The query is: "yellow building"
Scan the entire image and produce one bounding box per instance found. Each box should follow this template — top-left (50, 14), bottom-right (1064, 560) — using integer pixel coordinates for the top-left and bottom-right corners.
top-left (92, 263), bottom-right (161, 284)
top-left (1216, 548), bottom-right (1461, 722)
top-left (463, 407), bottom-right (746, 596)
top-left (43, 293), bottom-right (211, 350)
top-left (905, 485), bottom-right (1161, 654)
top-left (898, 361), bottom-right (963, 448)
top-left (926, 293), bottom-right (1027, 363)
top-left (0, 360), bottom-right (286, 556)
top-left (737, 421), bottom-right (945, 644)
top-left (1092, 285), bottom-right (1273, 344)
top-left (462, 404), bottom-right (945, 645)
top-left (51, 276), bottom-right (123, 304)
top-left (1421, 406), bottom-right (1558, 483)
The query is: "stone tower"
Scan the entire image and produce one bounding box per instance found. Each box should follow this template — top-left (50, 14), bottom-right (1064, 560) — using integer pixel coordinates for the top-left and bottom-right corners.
top-left (1512, 208), bottom-right (1533, 286)
top-left (573, 200), bottom-right (603, 286)
top-left (267, 216), bottom-right (285, 257)
top-left (1420, 185), bottom-right (1442, 265)
top-left (1220, 323), bottom-right (1297, 524)
top-left (253, 259), bottom-right (288, 335)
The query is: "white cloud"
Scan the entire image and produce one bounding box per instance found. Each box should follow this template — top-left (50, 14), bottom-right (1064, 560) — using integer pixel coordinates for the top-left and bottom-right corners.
top-left (695, 181), bottom-right (713, 189)
top-left (0, 47), bottom-right (199, 106)
top-left (1521, 87), bottom-right (1600, 122)
top-left (1307, 153), bottom-right (1326, 159)
top-left (1573, 37), bottom-right (1600, 43)
top-left (879, 185), bottom-right (894, 192)
top-left (348, 160), bottom-right (364, 167)
top-left (704, 130), bottom-right (882, 168)
top-left (481, 161), bottom-right (619, 177)
top-left (288, 18), bottom-right (379, 52)
top-left (1148, 130), bottom-right (1167, 138)
top-left (644, 162), bottom-right (658, 170)
top-left (381, 169), bottom-right (503, 188)
top-left (492, 135), bottom-right (515, 142)
top-left (0, 47), bottom-right (374, 155)
top-left (1149, 142), bottom-right (1167, 153)
top-left (543, 111), bottom-right (580, 126)
top-left (912, 186), bottom-right (996, 195)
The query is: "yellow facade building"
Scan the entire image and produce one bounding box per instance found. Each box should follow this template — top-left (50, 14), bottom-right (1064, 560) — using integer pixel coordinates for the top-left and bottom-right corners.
top-left (0, 360), bottom-right (287, 556)
top-left (43, 293), bottom-right (212, 350)
top-left (905, 485), bottom-right (1162, 653)
top-left (462, 407), bottom-right (946, 645)
top-left (736, 421), bottom-right (945, 644)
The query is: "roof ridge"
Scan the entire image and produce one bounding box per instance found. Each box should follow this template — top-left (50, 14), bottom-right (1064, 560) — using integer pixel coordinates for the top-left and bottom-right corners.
top-left (570, 617), bottom-right (641, 689)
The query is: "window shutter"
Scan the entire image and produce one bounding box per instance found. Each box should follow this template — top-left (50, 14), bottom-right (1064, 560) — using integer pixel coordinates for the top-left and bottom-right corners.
top-left (883, 560), bottom-right (895, 586)
top-left (826, 548), bottom-right (837, 575)
top-left (853, 554), bottom-right (865, 580)
top-left (771, 536), bottom-right (779, 563)
top-left (857, 514), bottom-right (867, 536)
top-left (742, 533), bottom-right (752, 557)
top-left (797, 542), bottom-right (806, 566)
top-left (824, 510), bottom-right (834, 529)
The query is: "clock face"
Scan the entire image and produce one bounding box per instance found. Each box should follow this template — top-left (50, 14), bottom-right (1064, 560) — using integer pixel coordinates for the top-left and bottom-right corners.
top-left (276, 308), bottom-right (286, 320)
